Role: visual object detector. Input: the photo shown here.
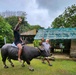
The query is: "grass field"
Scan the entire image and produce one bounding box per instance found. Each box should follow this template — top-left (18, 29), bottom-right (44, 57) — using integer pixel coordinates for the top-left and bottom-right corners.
top-left (0, 44), bottom-right (76, 75)
top-left (0, 53), bottom-right (76, 75)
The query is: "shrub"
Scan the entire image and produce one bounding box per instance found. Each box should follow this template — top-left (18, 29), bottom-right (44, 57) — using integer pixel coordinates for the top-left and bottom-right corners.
top-left (33, 40), bottom-right (40, 47)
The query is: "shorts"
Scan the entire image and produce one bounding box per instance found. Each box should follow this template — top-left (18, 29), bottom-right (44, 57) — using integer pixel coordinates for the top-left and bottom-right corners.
top-left (14, 41), bottom-right (22, 46)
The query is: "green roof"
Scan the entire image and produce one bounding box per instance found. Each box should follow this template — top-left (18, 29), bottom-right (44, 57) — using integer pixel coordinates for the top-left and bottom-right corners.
top-left (34, 28), bottom-right (76, 39)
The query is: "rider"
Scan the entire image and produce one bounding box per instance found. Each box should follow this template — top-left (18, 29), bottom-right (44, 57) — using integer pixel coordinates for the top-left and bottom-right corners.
top-left (14, 17), bottom-right (23, 62)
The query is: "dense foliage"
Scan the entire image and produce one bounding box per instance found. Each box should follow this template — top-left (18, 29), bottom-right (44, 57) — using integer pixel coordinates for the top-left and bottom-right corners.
top-left (0, 13), bottom-right (44, 47)
top-left (0, 16), bottom-right (13, 47)
top-left (5, 16), bottom-right (44, 33)
top-left (52, 4), bottom-right (76, 28)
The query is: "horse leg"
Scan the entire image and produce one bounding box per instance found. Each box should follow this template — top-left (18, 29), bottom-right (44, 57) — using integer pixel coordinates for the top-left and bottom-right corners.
top-left (26, 60), bottom-right (34, 71)
top-left (3, 61), bottom-right (9, 68)
top-left (28, 64), bottom-right (34, 71)
top-left (21, 61), bottom-right (25, 67)
top-left (2, 56), bottom-right (9, 68)
top-left (7, 58), bottom-right (14, 67)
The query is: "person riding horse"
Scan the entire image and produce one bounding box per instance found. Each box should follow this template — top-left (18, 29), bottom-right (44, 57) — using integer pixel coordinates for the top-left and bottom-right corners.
top-left (13, 17), bottom-right (23, 62)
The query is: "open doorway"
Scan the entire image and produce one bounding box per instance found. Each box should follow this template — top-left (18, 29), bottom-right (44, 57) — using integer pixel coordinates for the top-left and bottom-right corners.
top-left (50, 39), bottom-right (71, 54)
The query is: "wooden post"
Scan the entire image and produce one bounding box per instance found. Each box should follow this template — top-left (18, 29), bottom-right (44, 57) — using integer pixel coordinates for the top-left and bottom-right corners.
top-left (4, 37), bottom-right (6, 44)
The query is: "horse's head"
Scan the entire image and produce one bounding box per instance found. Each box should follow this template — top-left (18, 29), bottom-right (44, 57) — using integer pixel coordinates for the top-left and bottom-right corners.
top-left (37, 47), bottom-right (48, 57)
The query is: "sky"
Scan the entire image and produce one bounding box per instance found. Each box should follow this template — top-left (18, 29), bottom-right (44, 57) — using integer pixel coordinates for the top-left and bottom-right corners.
top-left (0, 0), bottom-right (76, 28)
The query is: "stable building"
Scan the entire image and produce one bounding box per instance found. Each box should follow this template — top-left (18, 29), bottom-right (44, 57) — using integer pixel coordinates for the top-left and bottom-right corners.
top-left (21, 29), bottom-right (37, 43)
top-left (34, 28), bottom-right (76, 57)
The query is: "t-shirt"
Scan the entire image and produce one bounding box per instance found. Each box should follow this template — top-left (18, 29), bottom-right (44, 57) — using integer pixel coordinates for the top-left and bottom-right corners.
top-left (42, 42), bottom-right (50, 51)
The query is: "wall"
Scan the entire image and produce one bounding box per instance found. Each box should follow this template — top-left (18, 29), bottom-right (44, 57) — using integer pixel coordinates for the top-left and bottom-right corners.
top-left (70, 40), bottom-right (76, 57)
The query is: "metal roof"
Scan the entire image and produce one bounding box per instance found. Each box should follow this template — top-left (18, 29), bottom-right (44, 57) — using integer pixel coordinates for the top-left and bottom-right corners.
top-left (34, 28), bottom-right (76, 39)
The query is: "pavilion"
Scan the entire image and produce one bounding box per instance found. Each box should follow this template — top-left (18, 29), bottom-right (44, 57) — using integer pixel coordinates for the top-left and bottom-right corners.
top-left (34, 28), bottom-right (76, 57)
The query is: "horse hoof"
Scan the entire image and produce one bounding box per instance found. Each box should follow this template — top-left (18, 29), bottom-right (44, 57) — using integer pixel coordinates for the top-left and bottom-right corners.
top-left (22, 65), bottom-right (25, 67)
top-left (11, 64), bottom-right (14, 67)
top-left (4, 66), bottom-right (9, 68)
top-left (29, 68), bottom-right (34, 71)
top-left (31, 68), bottom-right (34, 71)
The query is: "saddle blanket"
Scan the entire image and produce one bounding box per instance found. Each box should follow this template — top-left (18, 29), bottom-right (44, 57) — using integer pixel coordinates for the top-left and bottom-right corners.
top-left (12, 42), bottom-right (18, 48)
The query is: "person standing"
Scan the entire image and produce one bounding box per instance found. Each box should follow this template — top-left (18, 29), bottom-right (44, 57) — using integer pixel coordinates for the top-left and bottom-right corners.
top-left (39, 37), bottom-right (45, 48)
top-left (41, 39), bottom-right (52, 66)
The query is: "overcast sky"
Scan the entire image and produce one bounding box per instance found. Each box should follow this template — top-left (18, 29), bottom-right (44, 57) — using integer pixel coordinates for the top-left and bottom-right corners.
top-left (0, 0), bottom-right (76, 28)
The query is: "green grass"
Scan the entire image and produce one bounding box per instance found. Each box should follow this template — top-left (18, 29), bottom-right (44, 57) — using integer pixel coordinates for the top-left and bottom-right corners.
top-left (0, 44), bottom-right (76, 75)
top-left (0, 53), bottom-right (76, 75)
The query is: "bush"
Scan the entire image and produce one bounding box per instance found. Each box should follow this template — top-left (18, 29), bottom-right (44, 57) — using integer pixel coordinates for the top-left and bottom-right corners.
top-left (33, 40), bottom-right (40, 47)
top-left (0, 36), bottom-right (4, 48)
top-left (0, 16), bottom-right (13, 44)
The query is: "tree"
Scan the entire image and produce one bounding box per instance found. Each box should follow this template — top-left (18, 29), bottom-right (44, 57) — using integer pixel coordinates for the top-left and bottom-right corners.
top-left (0, 16), bottom-right (13, 47)
top-left (52, 4), bottom-right (76, 28)
top-left (5, 16), bottom-right (44, 32)
top-left (0, 11), bottom-right (26, 17)
top-left (30, 25), bottom-right (44, 30)
top-left (5, 16), bottom-right (29, 32)
top-left (52, 15), bottom-right (65, 28)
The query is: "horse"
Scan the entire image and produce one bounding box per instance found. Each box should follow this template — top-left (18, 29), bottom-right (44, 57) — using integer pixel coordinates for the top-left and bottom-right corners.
top-left (1, 44), bottom-right (48, 71)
